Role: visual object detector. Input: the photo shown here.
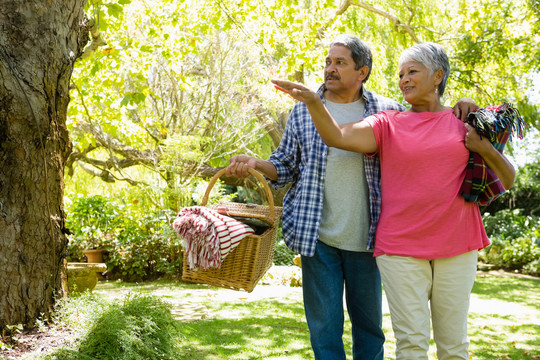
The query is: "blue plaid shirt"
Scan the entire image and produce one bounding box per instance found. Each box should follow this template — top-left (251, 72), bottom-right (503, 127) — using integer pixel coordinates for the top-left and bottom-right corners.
top-left (268, 85), bottom-right (405, 256)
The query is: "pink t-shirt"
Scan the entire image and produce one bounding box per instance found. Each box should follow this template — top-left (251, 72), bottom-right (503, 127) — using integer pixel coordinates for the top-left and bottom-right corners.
top-left (365, 109), bottom-right (490, 259)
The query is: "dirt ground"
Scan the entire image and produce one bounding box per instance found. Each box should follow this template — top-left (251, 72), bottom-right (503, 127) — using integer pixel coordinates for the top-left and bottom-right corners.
top-left (1, 325), bottom-right (75, 360)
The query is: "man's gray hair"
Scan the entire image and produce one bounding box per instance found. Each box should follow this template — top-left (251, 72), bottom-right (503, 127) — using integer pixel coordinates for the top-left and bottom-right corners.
top-left (399, 42), bottom-right (450, 96)
top-left (330, 34), bottom-right (373, 83)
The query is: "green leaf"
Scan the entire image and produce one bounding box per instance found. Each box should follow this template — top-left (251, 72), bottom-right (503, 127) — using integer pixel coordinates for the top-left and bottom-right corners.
top-left (133, 92), bottom-right (146, 104)
top-left (140, 45), bottom-right (153, 53)
top-left (120, 94), bottom-right (132, 107)
top-left (106, 3), bottom-right (124, 19)
top-left (90, 62), bottom-right (100, 76)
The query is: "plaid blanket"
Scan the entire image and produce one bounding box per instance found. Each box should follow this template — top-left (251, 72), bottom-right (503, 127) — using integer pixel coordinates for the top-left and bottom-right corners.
top-left (460, 103), bottom-right (526, 205)
top-left (173, 206), bottom-right (255, 271)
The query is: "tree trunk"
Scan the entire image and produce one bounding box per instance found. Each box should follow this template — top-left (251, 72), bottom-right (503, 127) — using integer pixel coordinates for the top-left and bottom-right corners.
top-left (0, 0), bottom-right (88, 330)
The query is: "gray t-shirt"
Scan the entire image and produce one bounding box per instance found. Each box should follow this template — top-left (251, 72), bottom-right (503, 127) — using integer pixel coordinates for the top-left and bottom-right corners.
top-left (318, 98), bottom-right (371, 252)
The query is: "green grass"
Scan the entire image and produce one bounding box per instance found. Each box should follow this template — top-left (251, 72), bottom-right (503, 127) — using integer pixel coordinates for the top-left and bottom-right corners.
top-left (473, 274), bottom-right (539, 307)
top-left (467, 274), bottom-right (540, 359)
top-left (169, 273), bottom-right (540, 359)
top-left (27, 272), bottom-right (540, 359)
top-left (177, 301), bottom-right (312, 359)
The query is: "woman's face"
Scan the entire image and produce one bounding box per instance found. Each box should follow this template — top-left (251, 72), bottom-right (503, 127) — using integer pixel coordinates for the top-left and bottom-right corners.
top-left (398, 60), bottom-right (438, 104)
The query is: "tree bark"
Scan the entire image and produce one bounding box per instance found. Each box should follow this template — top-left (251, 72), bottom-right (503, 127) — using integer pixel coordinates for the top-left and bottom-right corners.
top-left (0, 0), bottom-right (88, 330)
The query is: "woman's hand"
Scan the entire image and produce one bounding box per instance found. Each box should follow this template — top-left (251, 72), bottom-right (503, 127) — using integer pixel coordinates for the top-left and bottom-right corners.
top-left (271, 79), bottom-right (320, 105)
top-left (464, 124), bottom-right (492, 154)
top-left (464, 123), bottom-right (515, 189)
top-left (272, 79), bottom-right (377, 154)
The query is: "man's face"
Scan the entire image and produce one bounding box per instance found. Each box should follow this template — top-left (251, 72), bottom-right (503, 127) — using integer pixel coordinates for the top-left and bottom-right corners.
top-left (324, 45), bottom-right (363, 94)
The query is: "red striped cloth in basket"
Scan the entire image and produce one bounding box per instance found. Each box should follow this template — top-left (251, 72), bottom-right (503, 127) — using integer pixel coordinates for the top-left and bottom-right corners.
top-left (173, 206), bottom-right (255, 271)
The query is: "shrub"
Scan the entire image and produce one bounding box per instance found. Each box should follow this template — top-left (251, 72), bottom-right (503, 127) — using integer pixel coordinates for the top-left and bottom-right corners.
top-left (482, 209), bottom-right (538, 240)
top-left (480, 209), bottom-right (540, 274)
top-left (485, 237), bottom-right (540, 270)
top-left (523, 258), bottom-right (540, 276)
top-left (79, 294), bottom-right (179, 359)
top-left (485, 158), bottom-right (540, 216)
top-left (66, 195), bottom-right (122, 251)
top-left (46, 294), bottom-right (180, 360)
top-left (66, 196), bottom-right (182, 281)
top-left (104, 211), bottom-right (183, 281)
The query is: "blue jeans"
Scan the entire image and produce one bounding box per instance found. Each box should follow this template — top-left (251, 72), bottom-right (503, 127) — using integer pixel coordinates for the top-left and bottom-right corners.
top-left (302, 241), bottom-right (384, 360)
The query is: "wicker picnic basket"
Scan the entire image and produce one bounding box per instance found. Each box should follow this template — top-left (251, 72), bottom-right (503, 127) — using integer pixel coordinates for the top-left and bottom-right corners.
top-left (181, 168), bottom-right (283, 292)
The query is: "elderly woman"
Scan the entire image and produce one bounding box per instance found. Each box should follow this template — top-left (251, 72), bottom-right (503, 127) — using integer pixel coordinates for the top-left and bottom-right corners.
top-left (272, 42), bottom-right (515, 360)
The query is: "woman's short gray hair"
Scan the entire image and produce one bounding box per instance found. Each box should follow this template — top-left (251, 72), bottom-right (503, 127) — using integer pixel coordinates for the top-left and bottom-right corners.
top-left (330, 34), bottom-right (373, 83)
top-left (399, 42), bottom-right (450, 96)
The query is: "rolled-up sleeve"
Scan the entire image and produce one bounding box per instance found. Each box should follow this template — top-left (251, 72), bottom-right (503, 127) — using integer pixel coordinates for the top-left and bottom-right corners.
top-left (267, 104), bottom-right (304, 188)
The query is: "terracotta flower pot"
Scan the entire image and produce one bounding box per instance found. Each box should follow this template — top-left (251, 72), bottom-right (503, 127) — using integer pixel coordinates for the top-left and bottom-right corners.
top-left (83, 248), bottom-right (107, 263)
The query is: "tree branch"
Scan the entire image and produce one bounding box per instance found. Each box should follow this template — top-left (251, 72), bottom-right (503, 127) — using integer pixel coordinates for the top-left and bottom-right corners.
top-left (75, 121), bottom-right (159, 166)
top-left (65, 144), bottom-right (97, 176)
top-left (246, 91), bottom-right (286, 148)
top-left (349, 1), bottom-right (421, 43)
top-left (76, 161), bottom-right (143, 185)
top-left (79, 18), bottom-right (107, 60)
top-left (317, 0), bottom-right (352, 39)
top-left (318, 0), bottom-right (421, 44)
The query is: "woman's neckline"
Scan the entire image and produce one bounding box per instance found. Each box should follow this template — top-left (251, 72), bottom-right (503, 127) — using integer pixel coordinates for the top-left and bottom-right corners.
top-left (405, 107), bottom-right (452, 114)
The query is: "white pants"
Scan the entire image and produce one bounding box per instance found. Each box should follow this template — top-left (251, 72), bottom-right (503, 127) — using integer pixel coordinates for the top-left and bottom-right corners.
top-left (376, 250), bottom-right (478, 360)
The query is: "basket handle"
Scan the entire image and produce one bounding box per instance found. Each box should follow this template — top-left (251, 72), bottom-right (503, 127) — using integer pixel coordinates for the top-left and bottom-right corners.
top-left (201, 168), bottom-right (275, 219)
